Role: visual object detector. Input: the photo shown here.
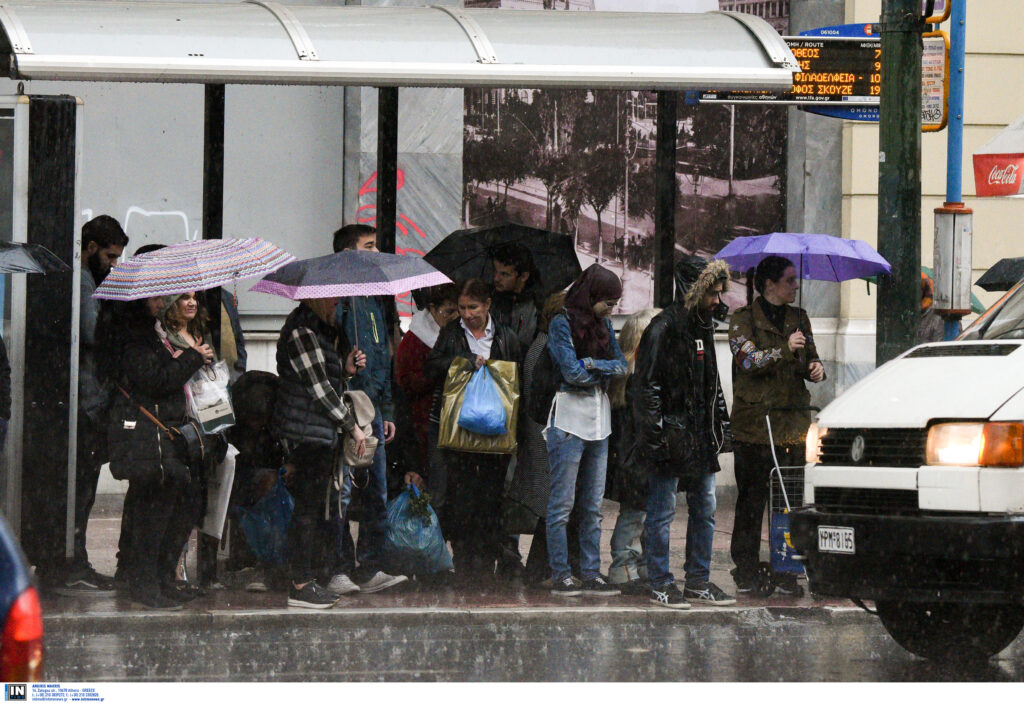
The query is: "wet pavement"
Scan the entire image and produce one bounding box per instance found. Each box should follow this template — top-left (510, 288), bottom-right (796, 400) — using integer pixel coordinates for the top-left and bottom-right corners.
top-left (35, 495), bottom-right (1024, 681)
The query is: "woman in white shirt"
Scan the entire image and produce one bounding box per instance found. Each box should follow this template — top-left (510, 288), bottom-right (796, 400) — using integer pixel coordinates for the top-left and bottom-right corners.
top-left (544, 264), bottom-right (628, 597)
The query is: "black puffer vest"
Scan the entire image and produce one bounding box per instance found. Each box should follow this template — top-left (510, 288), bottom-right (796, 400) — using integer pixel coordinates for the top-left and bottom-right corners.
top-left (273, 304), bottom-right (347, 448)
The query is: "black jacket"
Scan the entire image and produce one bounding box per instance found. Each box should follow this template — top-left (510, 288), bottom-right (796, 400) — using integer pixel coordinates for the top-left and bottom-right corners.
top-left (424, 317), bottom-right (521, 427)
top-left (491, 285), bottom-right (539, 356)
top-left (107, 322), bottom-right (205, 483)
top-left (627, 302), bottom-right (730, 481)
top-left (273, 304), bottom-right (351, 449)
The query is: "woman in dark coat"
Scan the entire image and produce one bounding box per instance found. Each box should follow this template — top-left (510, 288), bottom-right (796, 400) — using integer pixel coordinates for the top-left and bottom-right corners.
top-left (104, 296), bottom-right (213, 609)
top-left (424, 278), bottom-right (520, 580)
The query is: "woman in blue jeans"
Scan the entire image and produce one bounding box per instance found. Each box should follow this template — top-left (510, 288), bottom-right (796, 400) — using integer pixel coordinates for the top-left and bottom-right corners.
top-left (544, 264), bottom-right (628, 596)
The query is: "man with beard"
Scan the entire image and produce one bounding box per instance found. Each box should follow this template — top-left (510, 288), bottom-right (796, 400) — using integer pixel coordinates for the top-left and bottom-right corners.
top-left (47, 215), bottom-right (128, 595)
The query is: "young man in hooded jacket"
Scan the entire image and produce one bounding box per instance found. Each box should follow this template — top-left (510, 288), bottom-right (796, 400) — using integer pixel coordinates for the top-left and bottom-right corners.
top-left (627, 256), bottom-right (736, 609)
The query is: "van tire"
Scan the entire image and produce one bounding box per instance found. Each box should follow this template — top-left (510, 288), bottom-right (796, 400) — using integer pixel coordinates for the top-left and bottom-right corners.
top-left (876, 600), bottom-right (1024, 660)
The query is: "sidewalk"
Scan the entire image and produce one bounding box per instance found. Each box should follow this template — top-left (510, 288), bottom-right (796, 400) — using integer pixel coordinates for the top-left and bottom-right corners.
top-left (43, 491), bottom-right (848, 616)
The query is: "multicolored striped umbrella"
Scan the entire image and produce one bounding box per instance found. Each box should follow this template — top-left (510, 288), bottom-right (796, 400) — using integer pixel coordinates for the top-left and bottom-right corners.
top-left (93, 237), bottom-right (295, 301)
top-left (250, 250), bottom-right (451, 300)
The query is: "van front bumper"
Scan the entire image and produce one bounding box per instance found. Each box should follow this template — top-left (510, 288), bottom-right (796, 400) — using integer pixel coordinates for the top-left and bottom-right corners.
top-left (790, 507), bottom-right (1024, 604)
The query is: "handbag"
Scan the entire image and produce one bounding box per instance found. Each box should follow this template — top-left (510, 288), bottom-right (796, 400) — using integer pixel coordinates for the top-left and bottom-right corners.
top-left (186, 360), bottom-right (235, 434)
top-left (341, 389), bottom-right (379, 468)
top-left (116, 385), bottom-right (206, 466)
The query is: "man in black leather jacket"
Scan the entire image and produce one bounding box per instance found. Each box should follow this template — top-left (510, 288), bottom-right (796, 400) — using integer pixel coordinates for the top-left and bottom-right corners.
top-left (628, 256), bottom-right (734, 609)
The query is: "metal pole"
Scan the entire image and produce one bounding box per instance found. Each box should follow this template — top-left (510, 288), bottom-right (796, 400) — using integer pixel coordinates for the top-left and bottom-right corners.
top-left (376, 86), bottom-right (399, 254)
top-left (946, 0), bottom-right (966, 203)
top-left (654, 91), bottom-right (677, 308)
top-left (875, 0), bottom-right (922, 365)
top-left (729, 104), bottom-right (735, 198)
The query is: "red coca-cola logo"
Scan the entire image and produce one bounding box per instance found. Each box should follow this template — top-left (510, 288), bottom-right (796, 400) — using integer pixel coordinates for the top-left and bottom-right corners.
top-left (989, 163), bottom-right (1020, 185)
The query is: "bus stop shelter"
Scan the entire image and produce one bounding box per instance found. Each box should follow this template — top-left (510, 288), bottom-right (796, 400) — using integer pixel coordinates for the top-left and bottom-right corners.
top-left (0, 0), bottom-right (796, 572)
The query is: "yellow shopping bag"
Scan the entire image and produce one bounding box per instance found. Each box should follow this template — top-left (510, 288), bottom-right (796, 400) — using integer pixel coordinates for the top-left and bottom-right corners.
top-left (437, 357), bottom-right (519, 454)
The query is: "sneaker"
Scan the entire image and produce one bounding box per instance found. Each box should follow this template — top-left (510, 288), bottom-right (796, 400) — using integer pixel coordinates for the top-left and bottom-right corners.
top-left (131, 591), bottom-right (184, 611)
top-left (649, 583), bottom-right (691, 610)
top-left (550, 576), bottom-right (583, 597)
top-left (772, 575), bottom-right (804, 597)
top-left (52, 569), bottom-right (116, 597)
top-left (357, 571), bottom-right (408, 594)
top-left (683, 581), bottom-right (737, 606)
top-left (245, 574), bottom-right (269, 593)
top-left (161, 583), bottom-right (199, 603)
top-left (287, 581), bottom-right (339, 609)
top-left (730, 567), bottom-right (756, 594)
top-left (581, 576), bottom-right (621, 597)
top-left (618, 578), bottom-right (650, 597)
top-left (326, 573), bottom-right (361, 596)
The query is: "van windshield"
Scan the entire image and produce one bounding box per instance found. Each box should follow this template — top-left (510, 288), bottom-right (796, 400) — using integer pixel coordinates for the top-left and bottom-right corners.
top-left (961, 283), bottom-right (1024, 340)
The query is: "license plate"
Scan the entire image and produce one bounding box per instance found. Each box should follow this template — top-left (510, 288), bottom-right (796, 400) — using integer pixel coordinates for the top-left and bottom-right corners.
top-left (818, 526), bottom-right (855, 554)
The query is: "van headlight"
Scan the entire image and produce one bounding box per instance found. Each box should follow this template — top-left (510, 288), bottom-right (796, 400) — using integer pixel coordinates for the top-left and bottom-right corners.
top-left (925, 422), bottom-right (1024, 467)
top-left (806, 422), bottom-right (826, 464)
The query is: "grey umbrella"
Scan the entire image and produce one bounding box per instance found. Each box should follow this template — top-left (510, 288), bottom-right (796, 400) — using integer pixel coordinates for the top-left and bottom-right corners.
top-left (0, 241), bottom-right (70, 274)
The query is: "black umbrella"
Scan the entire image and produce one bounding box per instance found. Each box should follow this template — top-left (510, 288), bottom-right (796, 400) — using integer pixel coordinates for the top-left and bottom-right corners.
top-left (976, 257), bottom-right (1024, 292)
top-left (415, 222), bottom-right (582, 306)
top-left (0, 241), bottom-right (70, 274)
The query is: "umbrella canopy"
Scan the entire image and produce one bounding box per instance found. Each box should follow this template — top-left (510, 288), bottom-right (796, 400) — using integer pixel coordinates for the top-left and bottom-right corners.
top-left (973, 112), bottom-right (1024, 197)
top-left (94, 237), bottom-right (295, 301)
top-left (714, 232), bottom-right (891, 281)
top-left (417, 222), bottom-right (582, 304)
top-left (976, 257), bottom-right (1024, 292)
top-left (0, 241), bottom-right (70, 274)
top-left (250, 250), bottom-right (451, 300)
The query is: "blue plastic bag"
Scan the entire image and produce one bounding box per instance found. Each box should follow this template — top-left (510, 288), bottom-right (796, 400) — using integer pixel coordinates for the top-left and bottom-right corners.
top-left (382, 485), bottom-right (453, 575)
top-left (457, 365), bottom-right (507, 435)
top-left (235, 477), bottom-right (294, 566)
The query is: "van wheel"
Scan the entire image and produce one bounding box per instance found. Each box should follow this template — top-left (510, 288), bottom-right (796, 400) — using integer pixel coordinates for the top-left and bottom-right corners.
top-left (875, 600), bottom-right (1024, 660)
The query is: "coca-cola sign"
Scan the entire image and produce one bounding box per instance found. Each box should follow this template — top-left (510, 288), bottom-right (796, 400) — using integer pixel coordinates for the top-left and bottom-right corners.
top-left (988, 164), bottom-right (1020, 186)
top-left (974, 153), bottom-right (1024, 197)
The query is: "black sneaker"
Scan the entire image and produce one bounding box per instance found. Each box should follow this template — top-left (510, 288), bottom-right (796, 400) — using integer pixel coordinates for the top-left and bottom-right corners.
top-left (550, 576), bottom-right (583, 597)
top-left (683, 581), bottom-right (737, 606)
top-left (52, 568), bottom-right (116, 597)
top-left (772, 574), bottom-right (805, 597)
top-left (618, 578), bottom-right (650, 597)
top-left (649, 583), bottom-right (691, 610)
top-left (581, 576), bottom-right (620, 597)
top-left (288, 581), bottom-right (339, 609)
top-left (130, 591), bottom-right (184, 611)
top-left (730, 567), bottom-right (756, 594)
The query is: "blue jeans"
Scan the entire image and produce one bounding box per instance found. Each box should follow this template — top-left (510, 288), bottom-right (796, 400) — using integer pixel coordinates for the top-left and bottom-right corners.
top-left (644, 471), bottom-right (717, 588)
top-left (332, 411), bottom-right (389, 579)
top-left (609, 505), bottom-right (645, 582)
top-left (545, 427), bottom-right (608, 582)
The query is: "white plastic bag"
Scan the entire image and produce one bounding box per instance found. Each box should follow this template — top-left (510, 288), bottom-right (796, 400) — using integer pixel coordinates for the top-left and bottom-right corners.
top-left (186, 359), bottom-right (235, 434)
top-left (201, 444), bottom-right (238, 539)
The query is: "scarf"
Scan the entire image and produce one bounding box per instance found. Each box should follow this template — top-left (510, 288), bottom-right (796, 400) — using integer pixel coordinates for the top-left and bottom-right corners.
top-left (408, 308), bottom-right (441, 349)
top-left (563, 264), bottom-right (623, 359)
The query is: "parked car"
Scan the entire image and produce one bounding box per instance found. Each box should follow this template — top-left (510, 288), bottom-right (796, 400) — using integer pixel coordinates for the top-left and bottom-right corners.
top-left (0, 514), bottom-right (42, 681)
top-left (791, 279), bottom-right (1024, 660)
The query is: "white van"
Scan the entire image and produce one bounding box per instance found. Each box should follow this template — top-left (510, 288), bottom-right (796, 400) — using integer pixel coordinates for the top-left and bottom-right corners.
top-left (791, 281), bottom-right (1024, 660)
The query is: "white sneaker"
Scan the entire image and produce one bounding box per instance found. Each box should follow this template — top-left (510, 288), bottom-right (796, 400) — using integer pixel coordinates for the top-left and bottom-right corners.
top-left (358, 571), bottom-right (408, 593)
top-left (326, 573), bottom-right (361, 596)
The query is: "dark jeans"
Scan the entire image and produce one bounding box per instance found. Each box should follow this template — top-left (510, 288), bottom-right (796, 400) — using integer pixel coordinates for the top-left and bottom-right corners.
top-left (285, 444), bottom-right (335, 584)
top-left (730, 442), bottom-right (802, 575)
top-left (445, 451), bottom-right (507, 575)
top-left (127, 472), bottom-right (194, 598)
top-left (70, 414), bottom-right (107, 579)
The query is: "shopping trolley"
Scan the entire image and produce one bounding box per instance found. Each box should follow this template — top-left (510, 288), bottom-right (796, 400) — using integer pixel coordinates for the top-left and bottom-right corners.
top-left (749, 407), bottom-right (817, 598)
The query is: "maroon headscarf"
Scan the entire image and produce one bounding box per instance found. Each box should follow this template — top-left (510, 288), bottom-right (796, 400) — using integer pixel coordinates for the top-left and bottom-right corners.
top-left (564, 264), bottom-right (623, 359)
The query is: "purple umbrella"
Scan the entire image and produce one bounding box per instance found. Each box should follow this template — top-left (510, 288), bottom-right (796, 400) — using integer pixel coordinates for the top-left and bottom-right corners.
top-left (714, 232), bottom-right (891, 282)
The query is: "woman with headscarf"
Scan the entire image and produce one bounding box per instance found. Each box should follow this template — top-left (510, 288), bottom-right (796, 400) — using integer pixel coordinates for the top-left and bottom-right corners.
top-left (544, 264), bottom-right (628, 596)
